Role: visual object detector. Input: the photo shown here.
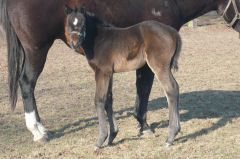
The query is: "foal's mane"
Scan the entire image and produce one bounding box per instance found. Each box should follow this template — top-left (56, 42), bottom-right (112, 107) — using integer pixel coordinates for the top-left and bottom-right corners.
top-left (81, 12), bottom-right (111, 59)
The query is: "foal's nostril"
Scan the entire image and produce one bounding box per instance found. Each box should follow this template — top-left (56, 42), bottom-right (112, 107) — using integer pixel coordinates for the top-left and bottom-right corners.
top-left (70, 40), bottom-right (78, 49)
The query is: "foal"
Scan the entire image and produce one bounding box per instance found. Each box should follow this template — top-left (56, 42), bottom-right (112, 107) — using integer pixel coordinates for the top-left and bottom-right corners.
top-left (65, 7), bottom-right (182, 149)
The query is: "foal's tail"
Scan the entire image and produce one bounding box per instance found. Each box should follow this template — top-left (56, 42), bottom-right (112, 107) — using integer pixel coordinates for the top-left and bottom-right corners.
top-left (170, 33), bottom-right (182, 71)
top-left (1, 0), bottom-right (25, 111)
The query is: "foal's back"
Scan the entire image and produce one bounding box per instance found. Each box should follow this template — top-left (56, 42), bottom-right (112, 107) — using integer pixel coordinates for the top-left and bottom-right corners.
top-left (92, 21), bottom-right (179, 73)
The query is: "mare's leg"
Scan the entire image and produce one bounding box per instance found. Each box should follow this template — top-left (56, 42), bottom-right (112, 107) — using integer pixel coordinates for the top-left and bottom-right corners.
top-left (94, 71), bottom-right (111, 149)
top-left (105, 76), bottom-right (118, 145)
top-left (19, 44), bottom-right (52, 142)
top-left (135, 64), bottom-right (154, 134)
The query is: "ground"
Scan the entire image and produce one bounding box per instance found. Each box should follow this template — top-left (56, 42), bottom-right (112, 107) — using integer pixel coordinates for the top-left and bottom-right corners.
top-left (0, 24), bottom-right (240, 159)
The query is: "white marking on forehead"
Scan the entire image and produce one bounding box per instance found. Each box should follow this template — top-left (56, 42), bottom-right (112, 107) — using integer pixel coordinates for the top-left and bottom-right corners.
top-left (152, 8), bottom-right (162, 17)
top-left (73, 18), bottom-right (78, 26)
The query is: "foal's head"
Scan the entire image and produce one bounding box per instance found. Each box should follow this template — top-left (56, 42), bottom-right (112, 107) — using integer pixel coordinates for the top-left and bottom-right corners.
top-left (65, 5), bottom-right (86, 49)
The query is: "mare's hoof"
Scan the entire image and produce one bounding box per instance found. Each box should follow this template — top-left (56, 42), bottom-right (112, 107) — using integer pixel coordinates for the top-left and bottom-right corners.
top-left (36, 136), bottom-right (49, 144)
top-left (107, 131), bottom-right (118, 145)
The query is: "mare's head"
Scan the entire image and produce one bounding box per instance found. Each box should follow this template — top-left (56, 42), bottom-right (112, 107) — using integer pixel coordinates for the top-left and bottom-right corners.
top-left (64, 5), bottom-right (86, 50)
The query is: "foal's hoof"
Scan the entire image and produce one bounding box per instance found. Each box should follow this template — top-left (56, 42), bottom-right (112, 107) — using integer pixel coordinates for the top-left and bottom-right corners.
top-left (165, 142), bottom-right (173, 148)
top-left (94, 146), bottom-right (100, 152)
top-left (165, 141), bottom-right (173, 148)
top-left (139, 129), bottom-right (155, 138)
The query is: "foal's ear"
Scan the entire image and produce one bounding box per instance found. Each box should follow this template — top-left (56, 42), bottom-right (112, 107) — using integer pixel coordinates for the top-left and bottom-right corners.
top-left (64, 5), bottom-right (73, 15)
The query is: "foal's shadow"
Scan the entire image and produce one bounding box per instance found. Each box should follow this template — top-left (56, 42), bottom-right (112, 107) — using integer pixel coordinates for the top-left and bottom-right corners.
top-left (50, 107), bottom-right (134, 140)
top-left (51, 90), bottom-right (240, 144)
top-left (148, 90), bottom-right (240, 143)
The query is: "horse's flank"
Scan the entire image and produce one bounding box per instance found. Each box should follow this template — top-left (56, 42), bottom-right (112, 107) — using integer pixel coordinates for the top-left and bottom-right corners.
top-left (91, 24), bottom-right (147, 73)
top-left (82, 20), bottom-right (180, 74)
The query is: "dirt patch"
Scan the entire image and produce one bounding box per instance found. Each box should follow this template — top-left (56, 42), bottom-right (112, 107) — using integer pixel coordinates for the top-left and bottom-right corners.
top-left (0, 24), bottom-right (240, 159)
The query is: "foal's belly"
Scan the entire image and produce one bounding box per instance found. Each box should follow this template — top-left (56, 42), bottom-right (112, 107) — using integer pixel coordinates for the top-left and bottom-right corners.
top-left (113, 52), bottom-right (146, 73)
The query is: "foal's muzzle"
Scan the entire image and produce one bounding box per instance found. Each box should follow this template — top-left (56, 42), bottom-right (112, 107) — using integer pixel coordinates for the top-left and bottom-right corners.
top-left (70, 31), bottom-right (86, 50)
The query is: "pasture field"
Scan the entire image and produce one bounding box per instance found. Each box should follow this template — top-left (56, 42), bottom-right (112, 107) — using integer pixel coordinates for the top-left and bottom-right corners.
top-left (0, 24), bottom-right (240, 159)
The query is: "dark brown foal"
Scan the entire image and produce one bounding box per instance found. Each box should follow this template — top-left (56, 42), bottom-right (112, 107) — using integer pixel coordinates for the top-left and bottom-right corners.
top-left (65, 7), bottom-right (182, 149)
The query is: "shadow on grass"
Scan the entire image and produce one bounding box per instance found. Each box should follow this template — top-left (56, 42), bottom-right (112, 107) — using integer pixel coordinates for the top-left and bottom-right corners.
top-left (149, 90), bottom-right (240, 143)
top-left (102, 137), bottom-right (143, 148)
top-left (51, 90), bottom-right (240, 144)
top-left (50, 107), bottom-right (134, 140)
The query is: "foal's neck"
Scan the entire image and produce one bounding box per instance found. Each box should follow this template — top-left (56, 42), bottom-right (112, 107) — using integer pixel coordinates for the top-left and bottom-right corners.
top-left (81, 15), bottom-right (111, 60)
top-left (81, 15), bottom-right (100, 60)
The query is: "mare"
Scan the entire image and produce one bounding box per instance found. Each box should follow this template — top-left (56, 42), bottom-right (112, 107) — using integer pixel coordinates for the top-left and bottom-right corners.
top-left (0, 0), bottom-right (239, 144)
top-left (65, 7), bottom-right (182, 148)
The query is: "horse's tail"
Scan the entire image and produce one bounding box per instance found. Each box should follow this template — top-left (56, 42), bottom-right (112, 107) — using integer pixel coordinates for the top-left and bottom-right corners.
top-left (170, 32), bottom-right (182, 72)
top-left (1, 0), bottom-right (25, 111)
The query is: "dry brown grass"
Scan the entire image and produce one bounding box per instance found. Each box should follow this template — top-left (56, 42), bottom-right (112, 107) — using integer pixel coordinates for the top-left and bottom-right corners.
top-left (0, 24), bottom-right (240, 159)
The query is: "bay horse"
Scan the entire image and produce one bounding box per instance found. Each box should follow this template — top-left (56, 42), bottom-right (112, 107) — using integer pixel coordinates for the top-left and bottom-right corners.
top-left (0, 0), bottom-right (239, 145)
top-left (65, 6), bottom-right (182, 149)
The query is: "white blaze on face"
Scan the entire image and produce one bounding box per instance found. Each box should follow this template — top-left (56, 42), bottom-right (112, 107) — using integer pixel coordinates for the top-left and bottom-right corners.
top-left (73, 18), bottom-right (78, 26)
top-left (152, 8), bottom-right (162, 17)
top-left (25, 111), bottom-right (47, 141)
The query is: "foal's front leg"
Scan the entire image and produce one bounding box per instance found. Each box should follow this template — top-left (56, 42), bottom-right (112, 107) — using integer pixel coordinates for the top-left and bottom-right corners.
top-left (94, 71), bottom-right (111, 149)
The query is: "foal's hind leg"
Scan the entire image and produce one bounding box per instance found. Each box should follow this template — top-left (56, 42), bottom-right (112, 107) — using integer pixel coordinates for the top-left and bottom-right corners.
top-left (147, 55), bottom-right (180, 145)
top-left (19, 45), bottom-right (51, 142)
top-left (105, 76), bottom-right (118, 145)
top-left (94, 71), bottom-right (112, 149)
top-left (155, 69), bottom-right (180, 146)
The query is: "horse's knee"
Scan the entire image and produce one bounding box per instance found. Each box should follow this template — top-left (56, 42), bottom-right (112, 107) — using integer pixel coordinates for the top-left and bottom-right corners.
top-left (95, 98), bottom-right (106, 108)
top-left (162, 75), bottom-right (179, 97)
